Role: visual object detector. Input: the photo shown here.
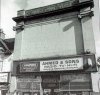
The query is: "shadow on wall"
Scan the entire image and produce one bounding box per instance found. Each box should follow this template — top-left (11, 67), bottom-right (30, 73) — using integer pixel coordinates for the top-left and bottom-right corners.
top-left (63, 18), bottom-right (84, 54)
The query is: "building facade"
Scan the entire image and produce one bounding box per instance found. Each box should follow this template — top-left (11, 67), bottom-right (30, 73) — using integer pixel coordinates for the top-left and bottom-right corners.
top-left (0, 29), bottom-right (14, 95)
top-left (12, 0), bottom-right (97, 95)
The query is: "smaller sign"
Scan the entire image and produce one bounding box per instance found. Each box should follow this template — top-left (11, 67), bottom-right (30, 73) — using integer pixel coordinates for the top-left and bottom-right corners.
top-left (20, 61), bottom-right (40, 72)
top-left (0, 73), bottom-right (8, 83)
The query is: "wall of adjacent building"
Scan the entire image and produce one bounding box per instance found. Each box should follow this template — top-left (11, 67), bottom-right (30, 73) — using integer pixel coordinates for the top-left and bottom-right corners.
top-left (91, 66), bottom-right (100, 92)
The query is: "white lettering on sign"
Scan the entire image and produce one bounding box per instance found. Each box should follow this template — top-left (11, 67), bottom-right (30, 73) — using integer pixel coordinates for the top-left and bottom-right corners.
top-left (40, 58), bottom-right (83, 71)
top-left (20, 61), bottom-right (39, 72)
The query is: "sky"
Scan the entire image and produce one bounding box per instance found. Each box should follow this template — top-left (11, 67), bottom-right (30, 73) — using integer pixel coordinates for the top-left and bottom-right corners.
top-left (0, 0), bottom-right (100, 56)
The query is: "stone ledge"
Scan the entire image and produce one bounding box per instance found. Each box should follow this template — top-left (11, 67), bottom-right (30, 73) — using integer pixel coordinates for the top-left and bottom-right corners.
top-left (13, 0), bottom-right (94, 22)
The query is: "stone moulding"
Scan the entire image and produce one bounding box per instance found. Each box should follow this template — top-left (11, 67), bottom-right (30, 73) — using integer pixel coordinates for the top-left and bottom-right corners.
top-left (13, 0), bottom-right (94, 22)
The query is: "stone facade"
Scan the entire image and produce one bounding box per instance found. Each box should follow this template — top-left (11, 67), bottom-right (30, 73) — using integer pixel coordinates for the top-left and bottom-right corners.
top-left (12, 0), bottom-right (97, 95)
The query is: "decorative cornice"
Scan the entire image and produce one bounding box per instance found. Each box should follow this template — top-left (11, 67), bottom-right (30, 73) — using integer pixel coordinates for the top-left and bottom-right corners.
top-left (78, 10), bottom-right (94, 19)
top-left (13, 24), bottom-right (24, 31)
top-left (25, 12), bottom-right (78, 26)
top-left (13, 0), bottom-right (94, 22)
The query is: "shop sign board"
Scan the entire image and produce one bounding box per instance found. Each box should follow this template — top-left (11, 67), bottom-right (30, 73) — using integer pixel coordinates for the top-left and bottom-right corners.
top-left (0, 73), bottom-right (8, 83)
top-left (19, 54), bottom-right (96, 72)
top-left (20, 61), bottom-right (40, 72)
top-left (40, 57), bottom-right (83, 71)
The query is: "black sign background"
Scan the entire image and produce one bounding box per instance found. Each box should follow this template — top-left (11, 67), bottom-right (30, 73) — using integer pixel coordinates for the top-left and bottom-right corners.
top-left (20, 61), bottom-right (40, 72)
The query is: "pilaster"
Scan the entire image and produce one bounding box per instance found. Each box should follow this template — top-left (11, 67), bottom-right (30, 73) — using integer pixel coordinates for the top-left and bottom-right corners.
top-left (78, 7), bottom-right (95, 54)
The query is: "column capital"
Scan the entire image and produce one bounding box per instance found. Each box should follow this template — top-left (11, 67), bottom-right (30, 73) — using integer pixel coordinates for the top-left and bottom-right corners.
top-left (78, 10), bottom-right (94, 19)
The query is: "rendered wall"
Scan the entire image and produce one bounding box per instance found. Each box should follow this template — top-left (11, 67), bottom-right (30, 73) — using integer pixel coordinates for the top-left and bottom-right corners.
top-left (13, 31), bottom-right (23, 60)
top-left (13, 0), bottom-right (95, 60)
top-left (13, 16), bottom-right (84, 60)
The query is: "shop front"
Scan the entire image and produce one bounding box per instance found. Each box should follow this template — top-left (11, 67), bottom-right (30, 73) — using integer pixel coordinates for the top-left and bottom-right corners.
top-left (16, 73), bottom-right (92, 95)
top-left (41, 74), bottom-right (92, 95)
top-left (12, 0), bottom-right (96, 94)
top-left (14, 54), bottom-right (96, 95)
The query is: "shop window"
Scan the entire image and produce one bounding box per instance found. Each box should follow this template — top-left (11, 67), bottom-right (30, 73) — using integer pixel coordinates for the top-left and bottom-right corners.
top-left (60, 81), bottom-right (91, 91)
top-left (70, 82), bottom-right (92, 90)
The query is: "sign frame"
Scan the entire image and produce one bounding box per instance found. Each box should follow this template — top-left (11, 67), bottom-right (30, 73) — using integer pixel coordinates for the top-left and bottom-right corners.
top-left (20, 61), bottom-right (40, 72)
top-left (40, 57), bottom-right (83, 72)
top-left (19, 54), bottom-right (96, 73)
